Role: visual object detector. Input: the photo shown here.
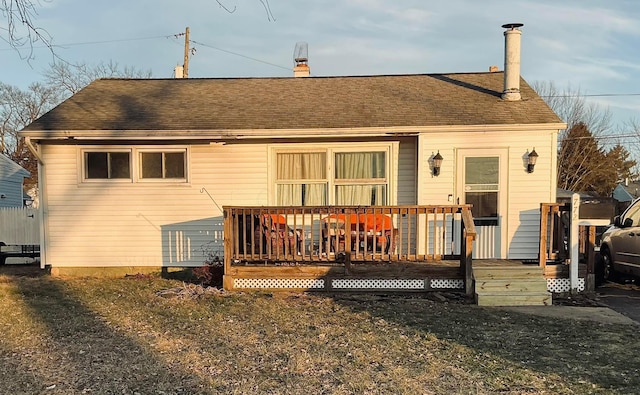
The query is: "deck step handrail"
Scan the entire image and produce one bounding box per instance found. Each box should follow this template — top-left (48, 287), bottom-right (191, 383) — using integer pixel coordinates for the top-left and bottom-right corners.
top-left (539, 202), bottom-right (604, 291)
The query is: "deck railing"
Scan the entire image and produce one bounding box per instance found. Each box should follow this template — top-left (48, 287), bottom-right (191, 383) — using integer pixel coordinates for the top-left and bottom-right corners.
top-left (223, 205), bottom-right (476, 286)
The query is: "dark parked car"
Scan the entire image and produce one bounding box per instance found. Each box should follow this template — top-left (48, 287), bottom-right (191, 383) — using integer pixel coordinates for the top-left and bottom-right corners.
top-left (598, 198), bottom-right (640, 284)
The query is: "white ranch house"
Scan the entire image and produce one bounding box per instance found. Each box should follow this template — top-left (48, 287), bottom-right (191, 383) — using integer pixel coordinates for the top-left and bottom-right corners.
top-left (20, 25), bottom-right (575, 303)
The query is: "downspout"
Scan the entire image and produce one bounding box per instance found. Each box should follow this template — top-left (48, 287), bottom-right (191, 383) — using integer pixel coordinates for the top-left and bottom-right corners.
top-left (25, 137), bottom-right (47, 269)
top-left (25, 137), bottom-right (44, 165)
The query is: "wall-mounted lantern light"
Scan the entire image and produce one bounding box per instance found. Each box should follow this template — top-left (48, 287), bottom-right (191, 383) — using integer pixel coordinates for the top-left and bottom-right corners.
top-left (527, 148), bottom-right (538, 173)
top-left (432, 151), bottom-right (444, 176)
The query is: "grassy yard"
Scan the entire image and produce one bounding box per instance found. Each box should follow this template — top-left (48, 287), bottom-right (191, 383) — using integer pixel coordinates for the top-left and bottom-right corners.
top-left (1, 267), bottom-right (638, 394)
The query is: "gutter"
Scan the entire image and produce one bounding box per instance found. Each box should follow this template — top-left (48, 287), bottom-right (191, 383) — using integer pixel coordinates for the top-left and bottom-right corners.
top-left (20, 123), bottom-right (568, 141)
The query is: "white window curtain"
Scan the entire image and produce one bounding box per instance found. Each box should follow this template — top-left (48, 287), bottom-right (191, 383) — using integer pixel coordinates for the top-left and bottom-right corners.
top-left (335, 152), bottom-right (386, 205)
top-left (276, 152), bottom-right (326, 205)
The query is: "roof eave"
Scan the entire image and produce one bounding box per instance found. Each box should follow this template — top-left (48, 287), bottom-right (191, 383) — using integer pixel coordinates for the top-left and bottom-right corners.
top-left (19, 122), bottom-right (567, 142)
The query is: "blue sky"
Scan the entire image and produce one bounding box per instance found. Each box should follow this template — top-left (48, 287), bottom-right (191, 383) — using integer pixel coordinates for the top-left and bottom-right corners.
top-left (2, 0), bottom-right (639, 134)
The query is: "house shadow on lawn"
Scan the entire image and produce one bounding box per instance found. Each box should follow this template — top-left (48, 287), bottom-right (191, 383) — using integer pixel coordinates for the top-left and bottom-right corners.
top-left (10, 277), bottom-right (209, 393)
top-left (331, 293), bottom-right (640, 393)
top-left (0, 262), bottom-right (47, 277)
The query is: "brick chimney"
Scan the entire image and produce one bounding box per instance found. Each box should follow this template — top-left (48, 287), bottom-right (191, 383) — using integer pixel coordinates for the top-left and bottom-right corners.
top-left (293, 41), bottom-right (310, 77)
top-left (501, 23), bottom-right (523, 101)
top-left (294, 63), bottom-right (310, 77)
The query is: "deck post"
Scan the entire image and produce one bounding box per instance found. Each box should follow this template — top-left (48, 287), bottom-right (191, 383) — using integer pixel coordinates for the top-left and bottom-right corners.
top-left (464, 229), bottom-right (474, 295)
top-left (585, 225), bottom-right (596, 292)
top-left (569, 194), bottom-right (580, 294)
top-left (460, 207), bottom-right (476, 296)
top-left (222, 207), bottom-right (233, 291)
top-left (539, 203), bottom-right (549, 269)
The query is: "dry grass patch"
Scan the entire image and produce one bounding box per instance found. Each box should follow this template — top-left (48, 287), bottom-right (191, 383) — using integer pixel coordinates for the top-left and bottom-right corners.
top-left (1, 270), bottom-right (638, 394)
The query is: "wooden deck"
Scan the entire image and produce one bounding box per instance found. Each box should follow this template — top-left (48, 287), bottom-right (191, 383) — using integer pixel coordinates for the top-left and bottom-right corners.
top-left (221, 204), bottom-right (597, 295)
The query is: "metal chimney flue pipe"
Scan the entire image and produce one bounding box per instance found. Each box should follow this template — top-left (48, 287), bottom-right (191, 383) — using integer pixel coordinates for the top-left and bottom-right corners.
top-left (501, 23), bottom-right (523, 101)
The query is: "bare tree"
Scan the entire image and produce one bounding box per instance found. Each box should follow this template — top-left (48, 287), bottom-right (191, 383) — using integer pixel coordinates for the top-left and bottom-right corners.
top-left (1, 61), bottom-right (152, 195)
top-left (533, 81), bottom-right (619, 194)
top-left (1, 0), bottom-right (53, 60)
top-left (0, 81), bottom-right (59, 191)
top-left (533, 81), bottom-right (613, 141)
top-left (44, 60), bottom-right (152, 99)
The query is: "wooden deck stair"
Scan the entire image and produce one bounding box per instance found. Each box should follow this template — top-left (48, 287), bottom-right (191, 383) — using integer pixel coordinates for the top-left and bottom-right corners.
top-left (473, 265), bottom-right (551, 306)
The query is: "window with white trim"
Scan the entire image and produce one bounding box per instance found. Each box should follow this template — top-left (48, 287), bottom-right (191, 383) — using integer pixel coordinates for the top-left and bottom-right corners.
top-left (84, 150), bottom-right (131, 180)
top-left (276, 152), bottom-right (327, 205)
top-left (274, 147), bottom-right (389, 206)
top-left (81, 147), bottom-right (188, 183)
top-left (335, 151), bottom-right (386, 205)
top-left (139, 150), bottom-right (186, 180)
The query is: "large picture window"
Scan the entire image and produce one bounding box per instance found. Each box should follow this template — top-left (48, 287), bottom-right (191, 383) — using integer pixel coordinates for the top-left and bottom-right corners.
top-left (275, 147), bottom-right (389, 206)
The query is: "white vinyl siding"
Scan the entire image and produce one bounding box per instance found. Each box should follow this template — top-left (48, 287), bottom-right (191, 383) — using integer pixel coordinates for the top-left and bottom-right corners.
top-left (41, 143), bottom-right (269, 268)
top-left (418, 129), bottom-right (557, 260)
top-left (397, 138), bottom-right (417, 205)
top-left (36, 127), bottom-right (558, 268)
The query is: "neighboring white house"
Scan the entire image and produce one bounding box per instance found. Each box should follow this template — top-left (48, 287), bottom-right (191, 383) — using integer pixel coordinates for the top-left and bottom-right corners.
top-left (0, 153), bottom-right (30, 208)
top-left (20, 25), bottom-right (565, 275)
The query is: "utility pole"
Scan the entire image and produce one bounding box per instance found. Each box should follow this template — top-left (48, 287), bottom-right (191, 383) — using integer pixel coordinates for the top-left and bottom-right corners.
top-left (183, 27), bottom-right (190, 78)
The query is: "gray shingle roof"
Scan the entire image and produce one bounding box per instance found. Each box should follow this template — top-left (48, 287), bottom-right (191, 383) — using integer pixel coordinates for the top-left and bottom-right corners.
top-left (23, 72), bottom-right (562, 133)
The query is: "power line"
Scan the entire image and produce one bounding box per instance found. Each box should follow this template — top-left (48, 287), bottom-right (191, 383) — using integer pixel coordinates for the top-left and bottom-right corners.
top-left (189, 39), bottom-right (290, 71)
top-left (2, 33), bottom-right (292, 72)
top-left (0, 35), bottom-right (174, 51)
top-left (540, 93), bottom-right (640, 98)
top-left (564, 133), bottom-right (639, 141)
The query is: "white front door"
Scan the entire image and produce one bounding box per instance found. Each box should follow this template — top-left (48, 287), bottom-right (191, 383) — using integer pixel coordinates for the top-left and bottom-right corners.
top-left (457, 149), bottom-right (507, 259)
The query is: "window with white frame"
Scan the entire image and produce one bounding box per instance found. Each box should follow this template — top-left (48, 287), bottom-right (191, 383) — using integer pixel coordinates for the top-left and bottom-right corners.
top-left (335, 151), bottom-right (386, 205)
top-left (274, 147), bottom-right (389, 206)
top-left (276, 152), bottom-right (327, 205)
top-left (84, 150), bottom-right (131, 180)
top-left (139, 150), bottom-right (186, 180)
top-left (81, 148), bottom-right (187, 183)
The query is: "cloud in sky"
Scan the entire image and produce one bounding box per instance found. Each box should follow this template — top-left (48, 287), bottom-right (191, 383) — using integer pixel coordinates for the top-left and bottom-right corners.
top-left (1, 0), bottom-right (639, 125)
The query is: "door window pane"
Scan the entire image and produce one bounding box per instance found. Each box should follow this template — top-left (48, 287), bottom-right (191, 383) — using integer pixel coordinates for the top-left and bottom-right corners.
top-left (465, 157), bottom-right (498, 185)
top-left (465, 192), bottom-right (498, 218)
top-left (465, 156), bottom-right (499, 226)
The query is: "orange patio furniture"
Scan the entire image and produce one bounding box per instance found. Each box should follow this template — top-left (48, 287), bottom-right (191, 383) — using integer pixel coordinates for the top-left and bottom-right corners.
top-left (322, 213), bottom-right (397, 254)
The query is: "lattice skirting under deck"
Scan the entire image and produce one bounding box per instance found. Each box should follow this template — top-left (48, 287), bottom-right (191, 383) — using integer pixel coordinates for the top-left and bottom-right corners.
top-left (232, 277), bottom-right (466, 290)
top-left (233, 278), bottom-right (325, 289)
top-left (547, 278), bottom-right (585, 293)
